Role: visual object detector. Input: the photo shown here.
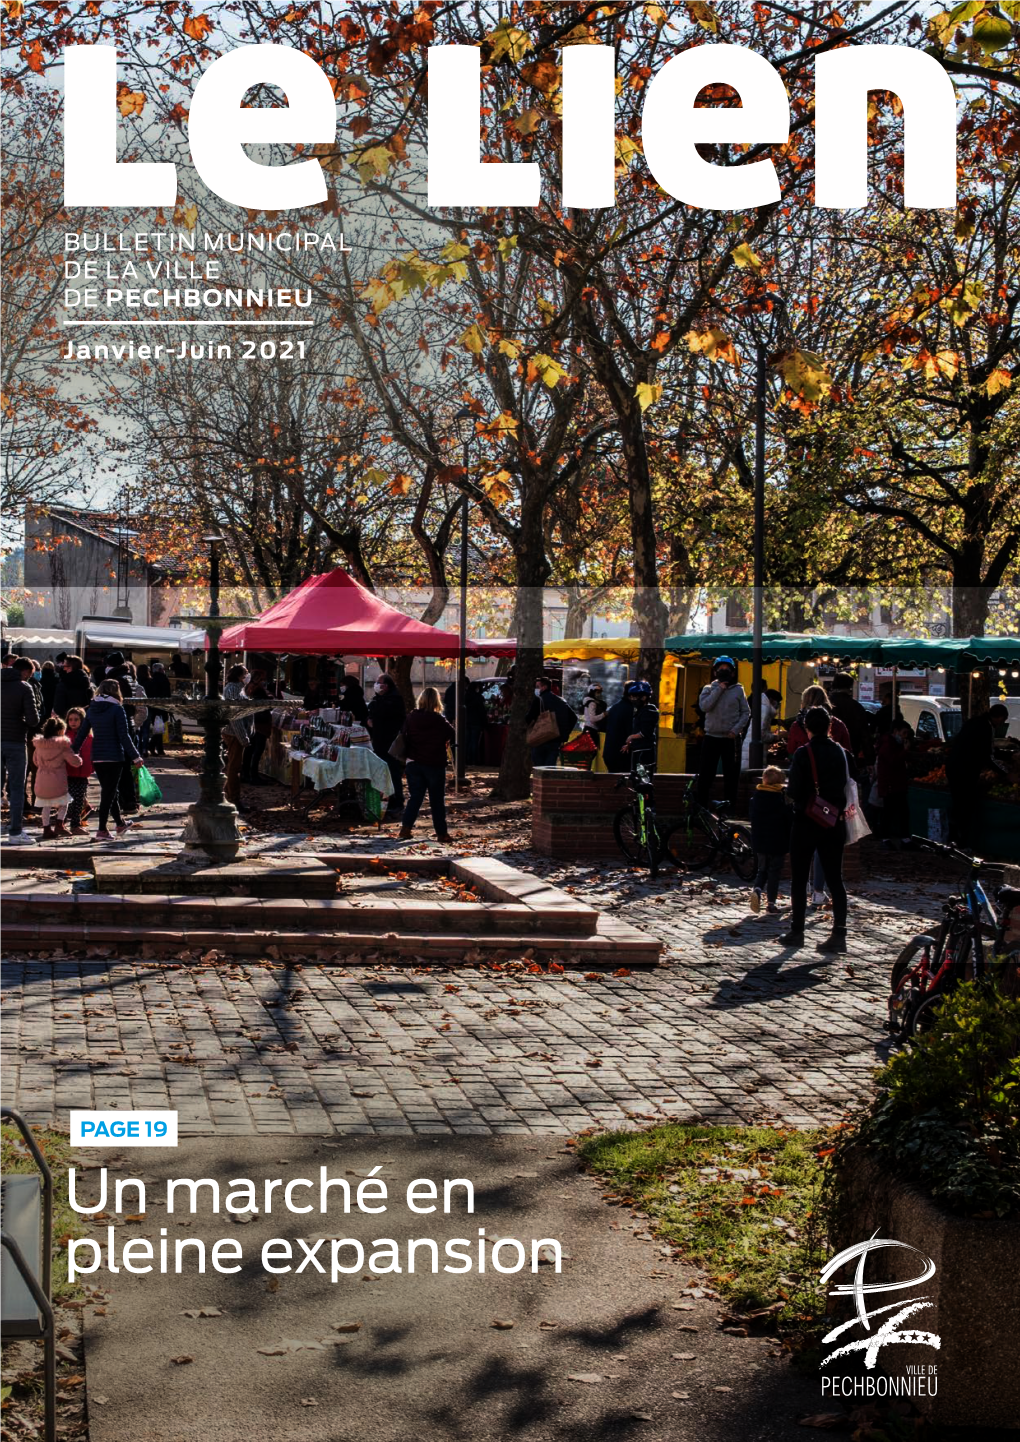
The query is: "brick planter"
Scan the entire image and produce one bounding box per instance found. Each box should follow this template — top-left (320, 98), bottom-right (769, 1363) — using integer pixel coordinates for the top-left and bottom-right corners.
top-left (830, 1150), bottom-right (1020, 1429)
top-left (532, 767), bottom-right (862, 879)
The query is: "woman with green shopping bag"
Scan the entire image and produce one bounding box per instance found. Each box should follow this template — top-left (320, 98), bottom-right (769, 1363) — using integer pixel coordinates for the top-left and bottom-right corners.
top-left (71, 680), bottom-right (143, 840)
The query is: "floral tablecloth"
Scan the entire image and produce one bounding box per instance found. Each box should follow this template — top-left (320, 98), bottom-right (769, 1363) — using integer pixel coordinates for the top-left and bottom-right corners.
top-left (301, 747), bottom-right (394, 797)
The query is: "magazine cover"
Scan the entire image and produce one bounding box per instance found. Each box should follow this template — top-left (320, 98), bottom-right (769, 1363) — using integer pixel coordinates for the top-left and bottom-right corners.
top-left (1, 3), bottom-right (1018, 1440)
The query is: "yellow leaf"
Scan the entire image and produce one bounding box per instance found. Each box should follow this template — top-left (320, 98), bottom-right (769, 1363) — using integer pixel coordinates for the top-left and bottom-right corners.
top-left (439, 241), bottom-right (471, 263)
top-left (778, 350), bottom-right (832, 404)
top-left (497, 338), bottom-right (520, 359)
top-left (615, 136), bottom-right (642, 172)
top-left (536, 296), bottom-right (556, 324)
top-left (686, 327), bottom-right (738, 366)
top-left (987, 368), bottom-right (1013, 396)
top-left (479, 411), bottom-right (520, 437)
top-left (349, 144), bottom-right (393, 185)
top-left (527, 353), bottom-right (570, 388)
top-left (515, 108), bottom-right (542, 136)
top-left (497, 235), bottom-right (519, 261)
top-left (731, 242), bottom-right (763, 271)
top-left (488, 22), bottom-right (532, 64)
top-left (644, 3), bottom-right (668, 24)
top-left (479, 470), bottom-right (514, 506)
top-left (686, 1), bottom-right (720, 33)
top-left (635, 381), bottom-right (663, 412)
top-left (458, 323), bottom-right (486, 355)
top-left (362, 467), bottom-right (389, 488)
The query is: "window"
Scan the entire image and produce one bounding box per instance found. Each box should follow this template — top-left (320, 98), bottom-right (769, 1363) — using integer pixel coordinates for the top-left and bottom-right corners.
top-left (916, 710), bottom-right (939, 740)
top-left (725, 596), bottom-right (747, 629)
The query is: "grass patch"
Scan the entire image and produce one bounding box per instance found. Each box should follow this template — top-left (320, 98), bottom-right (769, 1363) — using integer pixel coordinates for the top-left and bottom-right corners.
top-left (0, 1123), bottom-right (88, 1299)
top-left (577, 1123), bottom-right (830, 1333)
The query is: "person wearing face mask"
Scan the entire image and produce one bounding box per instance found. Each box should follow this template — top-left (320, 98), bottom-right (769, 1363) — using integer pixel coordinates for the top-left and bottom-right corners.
top-left (581, 682), bottom-right (608, 738)
top-left (524, 675), bottom-right (578, 767)
top-left (367, 672), bottom-right (407, 817)
top-left (603, 680), bottom-right (659, 773)
top-left (696, 657), bottom-right (751, 809)
top-left (338, 672), bottom-right (369, 725)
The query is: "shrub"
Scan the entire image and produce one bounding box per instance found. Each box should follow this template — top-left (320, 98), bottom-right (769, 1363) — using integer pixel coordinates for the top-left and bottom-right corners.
top-left (834, 981), bottom-right (1020, 1218)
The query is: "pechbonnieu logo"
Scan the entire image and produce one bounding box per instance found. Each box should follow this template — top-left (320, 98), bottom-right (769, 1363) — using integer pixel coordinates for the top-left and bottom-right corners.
top-left (818, 1233), bottom-right (941, 1401)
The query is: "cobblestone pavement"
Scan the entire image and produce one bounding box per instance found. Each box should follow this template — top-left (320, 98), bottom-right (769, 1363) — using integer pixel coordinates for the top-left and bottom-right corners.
top-left (2, 861), bottom-right (948, 1136)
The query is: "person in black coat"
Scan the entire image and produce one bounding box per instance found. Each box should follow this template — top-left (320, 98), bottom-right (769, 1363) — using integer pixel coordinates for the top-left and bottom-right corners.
top-left (748, 765), bottom-right (793, 914)
top-left (367, 673), bottom-right (407, 816)
top-left (52, 656), bottom-right (95, 718)
top-left (947, 704), bottom-right (1009, 846)
top-left (602, 682), bottom-right (659, 773)
top-left (144, 662), bottom-right (172, 755)
top-left (524, 675), bottom-right (578, 767)
top-left (781, 706), bottom-right (857, 953)
top-left (338, 673), bottom-right (369, 725)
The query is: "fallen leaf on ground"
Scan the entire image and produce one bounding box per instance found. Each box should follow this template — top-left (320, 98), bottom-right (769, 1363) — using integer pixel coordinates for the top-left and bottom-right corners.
top-left (181, 1307), bottom-right (223, 1318)
top-left (672, 1353), bottom-right (696, 1361)
top-left (567, 1373), bottom-right (603, 1384)
top-left (798, 1417), bottom-right (847, 1430)
top-left (672, 1391), bottom-right (690, 1400)
top-left (170, 1355), bottom-right (194, 1365)
top-left (300, 1398), bottom-right (319, 1407)
top-left (331, 1321), bottom-right (361, 1333)
top-left (491, 1319), bottom-right (515, 1330)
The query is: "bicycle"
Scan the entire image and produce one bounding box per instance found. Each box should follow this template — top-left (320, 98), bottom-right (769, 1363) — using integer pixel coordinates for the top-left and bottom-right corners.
top-left (613, 758), bottom-right (665, 877)
top-left (887, 837), bottom-right (1009, 1038)
top-left (662, 780), bottom-right (758, 882)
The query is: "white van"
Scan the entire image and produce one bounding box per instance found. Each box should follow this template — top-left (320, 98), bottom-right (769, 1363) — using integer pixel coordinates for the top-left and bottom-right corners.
top-left (900, 694), bottom-right (1020, 743)
top-left (899, 695), bottom-right (963, 744)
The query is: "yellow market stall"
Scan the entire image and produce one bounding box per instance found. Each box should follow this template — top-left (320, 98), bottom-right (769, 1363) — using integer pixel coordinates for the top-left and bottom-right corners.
top-left (543, 638), bottom-right (791, 773)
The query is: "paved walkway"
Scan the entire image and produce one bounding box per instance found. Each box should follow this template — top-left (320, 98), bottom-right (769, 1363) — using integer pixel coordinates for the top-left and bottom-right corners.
top-left (3, 862), bottom-right (938, 1134)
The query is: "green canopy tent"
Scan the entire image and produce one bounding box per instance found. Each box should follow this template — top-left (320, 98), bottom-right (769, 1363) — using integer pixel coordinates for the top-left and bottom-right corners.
top-left (664, 632), bottom-right (1019, 668)
top-left (663, 632), bottom-right (888, 664)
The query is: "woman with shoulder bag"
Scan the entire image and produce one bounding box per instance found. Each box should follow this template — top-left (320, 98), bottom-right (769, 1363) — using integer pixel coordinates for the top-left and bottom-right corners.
top-left (781, 706), bottom-right (858, 955)
top-left (398, 687), bottom-right (456, 842)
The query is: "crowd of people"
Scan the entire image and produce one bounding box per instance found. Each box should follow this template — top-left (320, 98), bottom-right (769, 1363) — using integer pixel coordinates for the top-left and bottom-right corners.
top-left (1, 648), bottom-right (162, 844)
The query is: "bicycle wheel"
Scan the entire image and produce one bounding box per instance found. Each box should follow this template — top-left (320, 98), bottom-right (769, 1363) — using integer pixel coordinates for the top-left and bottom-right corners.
top-left (663, 817), bottom-right (715, 871)
top-left (613, 806), bottom-right (645, 864)
top-left (727, 829), bottom-right (758, 882)
top-left (888, 938), bottom-right (926, 1038)
top-left (911, 989), bottom-right (953, 1036)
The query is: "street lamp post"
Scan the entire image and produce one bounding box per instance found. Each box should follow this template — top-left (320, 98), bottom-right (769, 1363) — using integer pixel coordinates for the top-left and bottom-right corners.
top-left (453, 407), bottom-right (474, 790)
top-left (179, 533), bottom-right (244, 862)
top-left (748, 344), bottom-right (767, 771)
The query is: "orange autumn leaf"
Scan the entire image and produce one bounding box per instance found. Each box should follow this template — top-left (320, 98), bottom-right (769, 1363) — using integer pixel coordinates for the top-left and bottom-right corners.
top-left (115, 83), bottom-right (146, 117)
top-left (183, 14), bottom-right (214, 42)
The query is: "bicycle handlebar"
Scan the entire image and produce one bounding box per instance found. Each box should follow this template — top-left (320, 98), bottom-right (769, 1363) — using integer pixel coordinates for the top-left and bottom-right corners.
top-left (911, 835), bottom-right (986, 870)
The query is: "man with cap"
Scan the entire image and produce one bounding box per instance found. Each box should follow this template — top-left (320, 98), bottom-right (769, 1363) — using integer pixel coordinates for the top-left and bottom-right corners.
top-left (696, 656), bottom-right (750, 809)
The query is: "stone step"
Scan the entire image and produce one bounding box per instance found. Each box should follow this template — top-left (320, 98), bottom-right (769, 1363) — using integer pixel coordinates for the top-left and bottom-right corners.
top-left (1, 891), bottom-right (596, 936)
top-left (91, 855), bottom-right (338, 898)
top-left (1, 915), bottom-right (660, 967)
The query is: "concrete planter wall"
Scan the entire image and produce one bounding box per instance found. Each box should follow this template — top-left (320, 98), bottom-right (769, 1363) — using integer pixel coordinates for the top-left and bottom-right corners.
top-left (831, 1149), bottom-right (1020, 1429)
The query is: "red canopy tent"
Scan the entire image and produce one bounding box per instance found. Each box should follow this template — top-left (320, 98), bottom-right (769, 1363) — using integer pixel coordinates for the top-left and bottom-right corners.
top-left (217, 568), bottom-right (492, 658)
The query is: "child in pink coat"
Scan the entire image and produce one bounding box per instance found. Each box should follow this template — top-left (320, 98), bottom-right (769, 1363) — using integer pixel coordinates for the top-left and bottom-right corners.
top-left (32, 717), bottom-right (82, 839)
